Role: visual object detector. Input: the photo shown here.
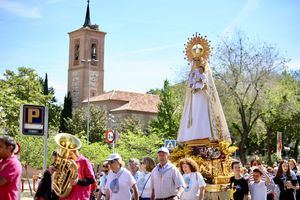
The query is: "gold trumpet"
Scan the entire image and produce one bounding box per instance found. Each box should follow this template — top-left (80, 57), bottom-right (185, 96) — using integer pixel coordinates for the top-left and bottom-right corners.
top-left (52, 133), bottom-right (82, 198)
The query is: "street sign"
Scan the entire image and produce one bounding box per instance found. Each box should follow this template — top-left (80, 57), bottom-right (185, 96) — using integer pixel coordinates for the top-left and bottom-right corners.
top-left (20, 105), bottom-right (48, 136)
top-left (164, 140), bottom-right (176, 150)
top-left (277, 132), bottom-right (282, 159)
top-left (106, 129), bottom-right (114, 143)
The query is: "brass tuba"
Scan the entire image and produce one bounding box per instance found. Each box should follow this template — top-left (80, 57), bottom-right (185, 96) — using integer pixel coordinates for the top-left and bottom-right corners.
top-left (52, 133), bottom-right (82, 198)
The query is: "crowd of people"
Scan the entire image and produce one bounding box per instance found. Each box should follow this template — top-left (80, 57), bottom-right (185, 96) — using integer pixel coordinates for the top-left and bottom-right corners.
top-left (229, 157), bottom-right (300, 200)
top-left (0, 135), bottom-right (300, 200)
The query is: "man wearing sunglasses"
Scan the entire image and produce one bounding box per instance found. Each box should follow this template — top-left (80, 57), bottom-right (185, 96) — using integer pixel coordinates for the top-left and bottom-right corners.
top-left (0, 135), bottom-right (22, 200)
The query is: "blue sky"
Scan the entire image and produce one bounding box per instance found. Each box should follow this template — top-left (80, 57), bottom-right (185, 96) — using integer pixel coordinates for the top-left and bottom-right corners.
top-left (0, 0), bottom-right (299, 102)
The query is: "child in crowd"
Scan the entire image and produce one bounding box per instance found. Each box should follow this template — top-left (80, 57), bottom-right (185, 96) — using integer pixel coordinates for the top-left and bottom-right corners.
top-left (229, 161), bottom-right (249, 200)
top-left (249, 167), bottom-right (270, 200)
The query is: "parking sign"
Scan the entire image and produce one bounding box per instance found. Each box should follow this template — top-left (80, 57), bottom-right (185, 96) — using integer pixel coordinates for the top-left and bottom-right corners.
top-left (20, 105), bottom-right (48, 136)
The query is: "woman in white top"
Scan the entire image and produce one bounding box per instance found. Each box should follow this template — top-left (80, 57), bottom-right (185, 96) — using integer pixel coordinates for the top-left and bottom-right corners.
top-left (137, 157), bottom-right (156, 200)
top-left (105, 153), bottom-right (139, 200)
top-left (179, 158), bottom-right (206, 200)
top-left (97, 161), bottom-right (110, 200)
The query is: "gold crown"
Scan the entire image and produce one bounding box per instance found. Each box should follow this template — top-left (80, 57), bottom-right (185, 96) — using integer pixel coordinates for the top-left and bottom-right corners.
top-left (184, 33), bottom-right (212, 68)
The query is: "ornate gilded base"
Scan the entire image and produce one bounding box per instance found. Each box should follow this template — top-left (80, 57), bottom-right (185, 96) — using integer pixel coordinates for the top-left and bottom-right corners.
top-left (169, 140), bottom-right (237, 185)
top-left (214, 176), bottom-right (231, 185)
top-left (185, 138), bottom-right (213, 146)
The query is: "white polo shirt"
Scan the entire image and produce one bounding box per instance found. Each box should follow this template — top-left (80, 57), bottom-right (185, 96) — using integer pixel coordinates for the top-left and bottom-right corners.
top-left (151, 162), bottom-right (185, 199)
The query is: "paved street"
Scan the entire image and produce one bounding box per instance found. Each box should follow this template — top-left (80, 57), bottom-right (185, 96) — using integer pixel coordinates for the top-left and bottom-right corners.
top-left (20, 179), bottom-right (36, 200)
top-left (21, 191), bottom-right (34, 200)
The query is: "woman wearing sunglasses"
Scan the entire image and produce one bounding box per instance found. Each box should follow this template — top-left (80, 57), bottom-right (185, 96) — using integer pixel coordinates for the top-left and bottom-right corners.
top-left (105, 153), bottom-right (139, 200)
top-left (97, 161), bottom-right (110, 200)
top-left (137, 157), bottom-right (155, 200)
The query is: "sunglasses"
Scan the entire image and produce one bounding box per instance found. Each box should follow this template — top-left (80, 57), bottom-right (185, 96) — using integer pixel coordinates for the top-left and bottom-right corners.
top-left (108, 159), bottom-right (117, 164)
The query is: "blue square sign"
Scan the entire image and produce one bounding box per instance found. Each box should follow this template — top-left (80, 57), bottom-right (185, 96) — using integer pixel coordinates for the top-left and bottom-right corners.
top-left (164, 140), bottom-right (176, 150)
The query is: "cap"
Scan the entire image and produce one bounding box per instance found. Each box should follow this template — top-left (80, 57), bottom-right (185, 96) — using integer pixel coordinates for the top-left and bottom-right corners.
top-left (157, 147), bottom-right (170, 155)
top-left (252, 166), bottom-right (264, 174)
top-left (106, 153), bottom-right (122, 161)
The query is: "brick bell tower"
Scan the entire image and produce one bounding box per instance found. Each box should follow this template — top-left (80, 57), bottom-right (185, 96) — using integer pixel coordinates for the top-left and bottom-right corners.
top-left (67, 0), bottom-right (106, 108)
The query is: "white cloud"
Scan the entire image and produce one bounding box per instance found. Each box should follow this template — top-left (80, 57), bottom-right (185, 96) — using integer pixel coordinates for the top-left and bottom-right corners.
top-left (222, 0), bottom-right (261, 35)
top-left (0, 0), bottom-right (42, 18)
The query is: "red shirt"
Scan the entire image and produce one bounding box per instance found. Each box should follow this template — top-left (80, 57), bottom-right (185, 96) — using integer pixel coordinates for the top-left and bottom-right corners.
top-left (60, 155), bottom-right (95, 200)
top-left (0, 156), bottom-right (22, 200)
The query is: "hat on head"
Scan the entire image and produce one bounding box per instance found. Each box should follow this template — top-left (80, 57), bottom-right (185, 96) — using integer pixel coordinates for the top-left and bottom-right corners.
top-left (252, 167), bottom-right (263, 175)
top-left (157, 147), bottom-right (170, 155)
top-left (106, 153), bottom-right (122, 161)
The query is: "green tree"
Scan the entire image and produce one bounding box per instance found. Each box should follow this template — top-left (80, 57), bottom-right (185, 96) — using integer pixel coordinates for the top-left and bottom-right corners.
top-left (43, 73), bottom-right (49, 95)
top-left (78, 137), bottom-right (111, 165)
top-left (0, 67), bottom-right (52, 135)
top-left (48, 103), bottom-right (62, 130)
top-left (116, 131), bottom-right (162, 162)
top-left (259, 72), bottom-right (296, 164)
top-left (40, 73), bottom-right (62, 129)
top-left (65, 104), bottom-right (107, 143)
top-left (149, 79), bottom-right (182, 139)
top-left (118, 116), bottom-right (143, 134)
top-left (59, 92), bottom-right (72, 132)
top-left (212, 32), bottom-right (289, 164)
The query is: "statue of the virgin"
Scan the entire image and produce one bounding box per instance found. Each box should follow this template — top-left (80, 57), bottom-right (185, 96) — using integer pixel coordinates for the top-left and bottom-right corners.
top-left (177, 34), bottom-right (231, 145)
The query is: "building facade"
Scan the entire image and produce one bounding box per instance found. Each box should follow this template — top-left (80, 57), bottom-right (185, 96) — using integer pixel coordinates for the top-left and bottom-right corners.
top-left (67, 1), bottom-right (159, 128)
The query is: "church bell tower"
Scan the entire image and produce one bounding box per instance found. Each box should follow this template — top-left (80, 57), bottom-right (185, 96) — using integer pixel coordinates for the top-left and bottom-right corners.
top-left (67, 0), bottom-right (106, 108)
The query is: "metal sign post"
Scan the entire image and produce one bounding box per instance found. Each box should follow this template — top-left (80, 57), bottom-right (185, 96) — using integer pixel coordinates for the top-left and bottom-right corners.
top-left (112, 140), bottom-right (115, 154)
top-left (43, 107), bottom-right (49, 171)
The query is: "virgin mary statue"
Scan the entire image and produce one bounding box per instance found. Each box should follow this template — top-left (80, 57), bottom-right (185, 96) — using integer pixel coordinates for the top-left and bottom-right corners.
top-left (177, 34), bottom-right (231, 144)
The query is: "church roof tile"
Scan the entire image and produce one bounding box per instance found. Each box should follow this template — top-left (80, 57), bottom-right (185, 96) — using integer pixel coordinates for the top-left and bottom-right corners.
top-left (82, 90), bottom-right (159, 113)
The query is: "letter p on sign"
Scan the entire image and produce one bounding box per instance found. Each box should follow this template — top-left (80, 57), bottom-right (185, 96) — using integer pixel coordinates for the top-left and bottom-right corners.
top-left (28, 108), bottom-right (40, 123)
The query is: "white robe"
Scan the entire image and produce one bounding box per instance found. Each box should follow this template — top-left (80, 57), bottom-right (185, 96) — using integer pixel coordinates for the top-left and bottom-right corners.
top-left (178, 88), bottom-right (212, 142)
top-left (177, 66), bottom-right (231, 143)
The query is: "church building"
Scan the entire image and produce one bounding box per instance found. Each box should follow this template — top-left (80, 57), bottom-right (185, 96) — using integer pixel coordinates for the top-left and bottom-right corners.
top-left (67, 1), bottom-right (159, 127)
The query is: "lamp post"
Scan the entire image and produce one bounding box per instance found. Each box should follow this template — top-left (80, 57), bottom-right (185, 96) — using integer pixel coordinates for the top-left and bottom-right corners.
top-left (81, 56), bottom-right (98, 144)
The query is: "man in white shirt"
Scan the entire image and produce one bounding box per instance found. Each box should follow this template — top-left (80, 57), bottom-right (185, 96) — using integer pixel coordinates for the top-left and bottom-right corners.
top-left (150, 147), bottom-right (185, 200)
